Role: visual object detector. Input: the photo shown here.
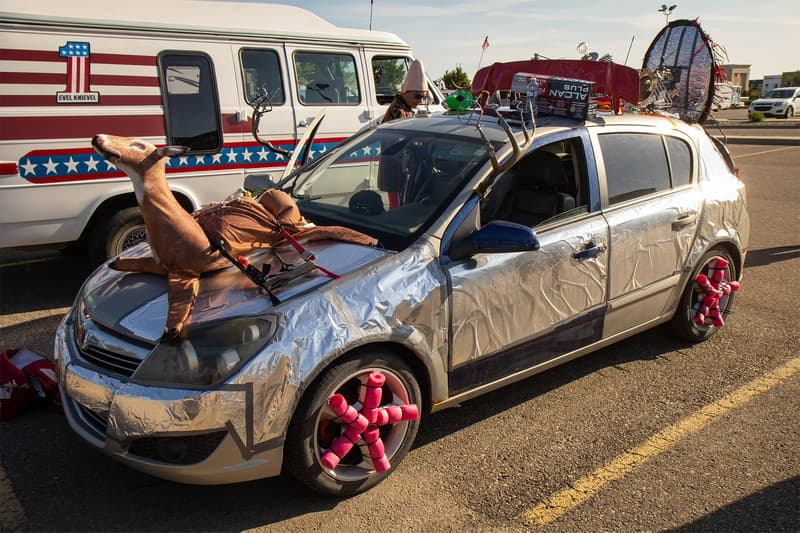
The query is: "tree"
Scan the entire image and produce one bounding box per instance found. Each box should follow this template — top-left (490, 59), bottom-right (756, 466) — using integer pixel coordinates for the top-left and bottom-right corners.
top-left (782, 70), bottom-right (800, 87)
top-left (442, 66), bottom-right (471, 90)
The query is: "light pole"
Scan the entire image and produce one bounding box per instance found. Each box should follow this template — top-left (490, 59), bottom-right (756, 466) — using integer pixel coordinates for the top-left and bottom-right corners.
top-left (658, 4), bottom-right (676, 24)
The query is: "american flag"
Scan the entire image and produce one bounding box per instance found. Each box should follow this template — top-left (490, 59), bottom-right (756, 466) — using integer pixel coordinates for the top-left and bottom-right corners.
top-left (58, 41), bottom-right (92, 95)
top-left (482, 36), bottom-right (490, 51)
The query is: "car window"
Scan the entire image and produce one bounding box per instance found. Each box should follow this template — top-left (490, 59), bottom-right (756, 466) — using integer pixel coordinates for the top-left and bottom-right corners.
top-left (372, 56), bottom-right (410, 105)
top-left (598, 133), bottom-right (670, 204)
top-left (288, 128), bottom-right (489, 250)
top-left (158, 52), bottom-right (222, 153)
top-left (696, 133), bottom-right (737, 184)
top-left (482, 138), bottom-right (590, 227)
top-left (240, 48), bottom-right (285, 105)
top-left (665, 136), bottom-right (692, 187)
top-left (294, 52), bottom-right (361, 105)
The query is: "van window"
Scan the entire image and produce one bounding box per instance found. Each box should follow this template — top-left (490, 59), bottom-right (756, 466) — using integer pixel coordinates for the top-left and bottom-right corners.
top-left (294, 52), bottom-right (360, 105)
top-left (158, 52), bottom-right (222, 153)
top-left (598, 133), bottom-right (670, 204)
top-left (665, 136), bottom-right (692, 187)
top-left (372, 56), bottom-right (411, 105)
top-left (240, 49), bottom-right (285, 105)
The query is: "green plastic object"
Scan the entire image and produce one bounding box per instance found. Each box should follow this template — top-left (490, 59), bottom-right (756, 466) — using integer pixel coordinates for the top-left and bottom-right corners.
top-left (444, 90), bottom-right (474, 113)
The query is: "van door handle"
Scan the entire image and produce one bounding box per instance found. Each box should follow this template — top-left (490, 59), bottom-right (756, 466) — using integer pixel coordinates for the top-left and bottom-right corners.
top-left (672, 213), bottom-right (698, 230)
top-left (573, 242), bottom-right (606, 260)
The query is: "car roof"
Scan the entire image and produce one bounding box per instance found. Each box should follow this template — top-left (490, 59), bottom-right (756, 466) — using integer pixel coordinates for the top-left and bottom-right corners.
top-left (379, 111), bottom-right (698, 146)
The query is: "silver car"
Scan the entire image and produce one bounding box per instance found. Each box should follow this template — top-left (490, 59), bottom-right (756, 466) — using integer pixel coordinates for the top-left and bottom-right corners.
top-left (55, 112), bottom-right (749, 496)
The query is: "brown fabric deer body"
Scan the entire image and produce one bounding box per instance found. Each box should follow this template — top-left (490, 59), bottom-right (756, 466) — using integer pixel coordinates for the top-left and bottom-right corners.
top-left (91, 134), bottom-right (376, 339)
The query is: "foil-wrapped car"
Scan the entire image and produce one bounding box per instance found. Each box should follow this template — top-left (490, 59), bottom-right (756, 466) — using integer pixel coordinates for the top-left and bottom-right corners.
top-left (55, 112), bottom-right (749, 496)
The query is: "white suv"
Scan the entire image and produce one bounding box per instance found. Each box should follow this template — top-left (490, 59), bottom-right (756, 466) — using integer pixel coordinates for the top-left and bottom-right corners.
top-left (748, 86), bottom-right (800, 118)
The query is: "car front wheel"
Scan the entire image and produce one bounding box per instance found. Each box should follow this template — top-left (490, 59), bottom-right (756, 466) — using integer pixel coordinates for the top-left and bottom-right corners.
top-left (784, 106), bottom-right (794, 118)
top-left (284, 350), bottom-right (422, 496)
top-left (670, 249), bottom-right (737, 342)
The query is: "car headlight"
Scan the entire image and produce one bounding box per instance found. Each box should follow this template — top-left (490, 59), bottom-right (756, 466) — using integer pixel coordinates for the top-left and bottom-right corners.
top-left (132, 315), bottom-right (279, 387)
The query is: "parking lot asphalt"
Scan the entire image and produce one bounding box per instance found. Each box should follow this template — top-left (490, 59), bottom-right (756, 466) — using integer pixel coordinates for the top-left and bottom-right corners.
top-left (1, 137), bottom-right (798, 532)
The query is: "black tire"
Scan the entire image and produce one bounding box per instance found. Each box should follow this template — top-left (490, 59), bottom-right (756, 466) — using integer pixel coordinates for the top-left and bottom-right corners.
top-left (784, 106), bottom-right (794, 119)
top-left (89, 207), bottom-right (147, 264)
top-left (670, 249), bottom-right (737, 342)
top-left (284, 350), bottom-right (422, 496)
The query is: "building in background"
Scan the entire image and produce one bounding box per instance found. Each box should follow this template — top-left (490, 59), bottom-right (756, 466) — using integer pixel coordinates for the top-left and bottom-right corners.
top-left (762, 74), bottom-right (782, 95)
top-left (720, 64), bottom-right (750, 92)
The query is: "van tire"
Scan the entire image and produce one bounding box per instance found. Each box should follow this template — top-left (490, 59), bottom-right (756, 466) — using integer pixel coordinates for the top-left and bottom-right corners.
top-left (89, 207), bottom-right (147, 264)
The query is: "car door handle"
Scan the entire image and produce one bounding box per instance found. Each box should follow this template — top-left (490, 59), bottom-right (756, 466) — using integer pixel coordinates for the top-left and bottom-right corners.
top-left (672, 213), bottom-right (698, 230)
top-left (573, 242), bottom-right (606, 261)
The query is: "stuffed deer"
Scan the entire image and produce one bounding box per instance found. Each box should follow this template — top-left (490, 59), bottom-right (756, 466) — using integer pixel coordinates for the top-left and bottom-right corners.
top-left (91, 134), bottom-right (376, 340)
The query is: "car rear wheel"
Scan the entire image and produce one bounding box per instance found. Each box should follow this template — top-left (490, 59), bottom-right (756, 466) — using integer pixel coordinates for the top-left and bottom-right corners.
top-left (284, 350), bottom-right (422, 496)
top-left (670, 249), bottom-right (737, 342)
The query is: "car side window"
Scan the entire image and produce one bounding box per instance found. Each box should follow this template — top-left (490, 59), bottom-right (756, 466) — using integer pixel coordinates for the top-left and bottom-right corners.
top-left (665, 136), bottom-right (692, 187)
top-left (598, 133), bottom-right (670, 204)
top-left (158, 52), bottom-right (222, 153)
top-left (240, 48), bottom-right (285, 105)
top-left (482, 138), bottom-right (589, 227)
top-left (294, 52), bottom-right (361, 105)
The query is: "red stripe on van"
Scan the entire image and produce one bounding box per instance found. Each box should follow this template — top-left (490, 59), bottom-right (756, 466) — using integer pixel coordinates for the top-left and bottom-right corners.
top-left (1, 115), bottom-right (166, 140)
top-left (0, 49), bottom-right (154, 66)
top-left (0, 94), bottom-right (163, 107)
top-left (0, 163), bottom-right (18, 175)
top-left (0, 72), bottom-right (159, 87)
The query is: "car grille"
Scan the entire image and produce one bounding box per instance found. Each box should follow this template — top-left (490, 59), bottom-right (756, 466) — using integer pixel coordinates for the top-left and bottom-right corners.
top-left (74, 401), bottom-right (109, 438)
top-left (79, 344), bottom-right (142, 377)
top-left (754, 105), bottom-right (773, 111)
top-left (128, 431), bottom-right (228, 465)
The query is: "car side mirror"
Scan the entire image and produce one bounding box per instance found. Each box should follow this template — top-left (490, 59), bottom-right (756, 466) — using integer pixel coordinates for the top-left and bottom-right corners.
top-left (450, 220), bottom-right (540, 260)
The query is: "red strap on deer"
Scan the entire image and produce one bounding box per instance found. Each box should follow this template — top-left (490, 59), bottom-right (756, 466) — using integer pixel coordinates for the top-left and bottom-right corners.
top-left (279, 227), bottom-right (340, 280)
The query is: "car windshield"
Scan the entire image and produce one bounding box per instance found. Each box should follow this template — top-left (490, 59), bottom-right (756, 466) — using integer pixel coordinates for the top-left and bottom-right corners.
top-left (285, 127), bottom-right (490, 250)
top-left (765, 89), bottom-right (795, 98)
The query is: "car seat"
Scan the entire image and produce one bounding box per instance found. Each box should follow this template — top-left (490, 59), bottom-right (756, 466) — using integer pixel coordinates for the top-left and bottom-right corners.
top-left (495, 151), bottom-right (575, 227)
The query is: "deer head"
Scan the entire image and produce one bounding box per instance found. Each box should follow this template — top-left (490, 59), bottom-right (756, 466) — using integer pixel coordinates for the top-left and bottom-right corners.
top-left (91, 134), bottom-right (188, 202)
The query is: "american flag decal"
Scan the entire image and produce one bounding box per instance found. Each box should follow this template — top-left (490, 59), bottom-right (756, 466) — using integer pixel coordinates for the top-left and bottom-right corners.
top-left (57, 41), bottom-right (100, 104)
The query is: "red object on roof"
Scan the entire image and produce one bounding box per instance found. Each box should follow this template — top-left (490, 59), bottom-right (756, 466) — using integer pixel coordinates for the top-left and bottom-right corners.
top-left (470, 59), bottom-right (640, 115)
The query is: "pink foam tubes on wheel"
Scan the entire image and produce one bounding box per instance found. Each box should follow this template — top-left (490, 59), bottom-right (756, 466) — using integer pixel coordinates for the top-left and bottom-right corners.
top-left (363, 426), bottom-right (390, 472)
top-left (329, 394), bottom-right (367, 431)
top-left (321, 425), bottom-right (363, 470)
top-left (361, 372), bottom-right (386, 423)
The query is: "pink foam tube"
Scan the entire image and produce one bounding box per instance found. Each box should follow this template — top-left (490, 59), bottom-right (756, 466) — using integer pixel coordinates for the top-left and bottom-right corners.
top-left (363, 427), bottom-right (390, 472)
top-left (728, 281), bottom-right (740, 291)
top-left (383, 404), bottom-right (420, 423)
top-left (329, 394), bottom-right (368, 431)
top-left (321, 425), bottom-right (363, 469)
top-left (364, 372), bottom-right (385, 409)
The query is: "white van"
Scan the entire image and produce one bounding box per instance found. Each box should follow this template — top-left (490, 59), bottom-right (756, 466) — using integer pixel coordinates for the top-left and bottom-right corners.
top-left (0, 0), bottom-right (441, 261)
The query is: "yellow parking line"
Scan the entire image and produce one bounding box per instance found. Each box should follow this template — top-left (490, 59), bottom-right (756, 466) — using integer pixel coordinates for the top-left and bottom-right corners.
top-left (523, 355), bottom-right (800, 526)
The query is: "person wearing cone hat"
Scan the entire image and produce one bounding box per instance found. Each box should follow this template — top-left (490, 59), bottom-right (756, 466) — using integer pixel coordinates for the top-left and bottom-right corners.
top-left (382, 59), bottom-right (429, 122)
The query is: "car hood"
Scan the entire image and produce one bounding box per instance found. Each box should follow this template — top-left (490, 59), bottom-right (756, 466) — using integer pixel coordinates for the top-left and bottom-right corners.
top-left (79, 240), bottom-right (390, 344)
top-left (751, 98), bottom-right (789, 104)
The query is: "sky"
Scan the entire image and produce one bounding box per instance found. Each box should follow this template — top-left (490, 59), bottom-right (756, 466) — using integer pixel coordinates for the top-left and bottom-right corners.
top-left (248, 0), bottom-right (797, 82)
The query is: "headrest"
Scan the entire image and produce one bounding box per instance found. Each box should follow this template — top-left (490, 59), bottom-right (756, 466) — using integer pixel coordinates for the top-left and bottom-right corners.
top-left (516, 151), bottom-right (565, 189)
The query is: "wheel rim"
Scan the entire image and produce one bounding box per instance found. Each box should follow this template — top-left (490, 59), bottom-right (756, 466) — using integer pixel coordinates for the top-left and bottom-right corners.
top-left (111, 224), bottom-right (147, 256)
top-left (313, 367), bottom-right (412, 482)
top-left (688, 255), bottom-right (734, 331)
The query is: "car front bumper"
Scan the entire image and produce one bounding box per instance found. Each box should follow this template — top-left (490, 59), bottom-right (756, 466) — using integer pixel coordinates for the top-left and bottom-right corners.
top-left (54, 312), bottom-right (284, 485)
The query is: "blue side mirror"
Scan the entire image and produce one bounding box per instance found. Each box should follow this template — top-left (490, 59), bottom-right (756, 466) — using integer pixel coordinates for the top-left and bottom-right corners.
top-left (471, 220), bottom-right (540, 253)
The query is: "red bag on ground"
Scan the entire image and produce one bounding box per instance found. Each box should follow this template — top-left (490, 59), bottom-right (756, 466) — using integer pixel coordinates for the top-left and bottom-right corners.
top-left (0, 349), bottom-right (35, 421)
top-left (0, 348), bottom-right (61, 420)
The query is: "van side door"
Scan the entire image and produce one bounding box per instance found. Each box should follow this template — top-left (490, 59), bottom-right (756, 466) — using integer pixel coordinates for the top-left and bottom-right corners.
top-left (233, 44), bottom-right (297, 185)
top-left (286, 44), bottom-right (373, 151)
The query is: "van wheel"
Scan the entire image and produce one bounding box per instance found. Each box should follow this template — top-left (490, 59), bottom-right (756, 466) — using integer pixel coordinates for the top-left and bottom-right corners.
top-left (284, 351), bottom-right (421, 497)
top-left (670, 249), bottom-right (737, 342)
top-left (89, 207), bottom-right (147, 264)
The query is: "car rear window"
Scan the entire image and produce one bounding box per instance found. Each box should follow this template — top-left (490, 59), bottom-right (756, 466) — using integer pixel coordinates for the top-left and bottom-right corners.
top-left (665, 137), bottom-right (692, 187)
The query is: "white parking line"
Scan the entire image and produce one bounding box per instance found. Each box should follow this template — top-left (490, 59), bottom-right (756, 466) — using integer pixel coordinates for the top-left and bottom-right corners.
top-left (734, 146), bottom-right (798, 158)
top-left (523, 355), bottom-right (800, 526)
